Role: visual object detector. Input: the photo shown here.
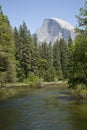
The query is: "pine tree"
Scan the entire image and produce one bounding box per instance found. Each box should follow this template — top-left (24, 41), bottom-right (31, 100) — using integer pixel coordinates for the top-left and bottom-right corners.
top-left (68, 36), bottom-right (73, 47)
top-left (31, 34), bottom-right (39, 75)
top-left (47, 42), bottom-right (53, 66)
top-left (0, 6), bottom-right (16, 85)
top-left (68, 1), bottom-right (87, 87)
top-left (14, 27), bottom-right (25, 81)
top-left (75, 1), bottom-right (87, 86)
top-left (59, 39), bottom-right (68, 79)
top-left (53, 40), bottom-right (62, 79)
top-left (40, 41), bottom-right (48, 60)
top-left (44, 64), bottom-right (56, 82)
top-left (38, 42), bottom-right (48, 79)
top-left (18, 22), bottom-right (32, 79)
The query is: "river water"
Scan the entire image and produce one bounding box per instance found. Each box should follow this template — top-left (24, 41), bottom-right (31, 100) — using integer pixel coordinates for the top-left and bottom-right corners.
top-left (0, 87), bottom-right (87, 130)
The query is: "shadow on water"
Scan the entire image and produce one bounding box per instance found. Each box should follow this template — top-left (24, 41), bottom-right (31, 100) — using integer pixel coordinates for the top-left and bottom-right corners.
top-left (57, 94), bottom-right (74, 102)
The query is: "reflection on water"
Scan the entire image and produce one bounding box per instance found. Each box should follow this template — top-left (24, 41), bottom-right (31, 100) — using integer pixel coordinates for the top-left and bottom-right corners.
top-left (0, 87), bottom-right (87, 130)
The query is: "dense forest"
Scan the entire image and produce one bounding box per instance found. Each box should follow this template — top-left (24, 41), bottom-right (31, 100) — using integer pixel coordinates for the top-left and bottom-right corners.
top-left (0, 1), bottom-right (87, 89)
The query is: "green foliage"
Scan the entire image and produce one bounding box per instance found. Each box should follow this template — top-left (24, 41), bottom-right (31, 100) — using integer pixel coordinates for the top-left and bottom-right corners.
top-left (59, 39), bottom-right (68, 79)
top-left (76, 1), bottom-right (87, 31)
top-left (31, 34), bottom-right (39, 75)
top-left (67, 44), bottom-right (75, 87)
top-left (72, 84), bottom-right (87, 99)
top-left (53, 40), bottom-right (63, 79)
top-left (23, 72), bottom-right (41, 88)
top-left (68, 1), bottom-right (87, 88)
top-left (0, 72), bottom-right (7, 87)
top-left (47, 42), bottom-right (53, 66)
top-left (0, 7), bottom-right (16, 85)
top-left (0, 5), bottom-right (82, 90)
top-left (38, 58), bottom-right (47, 78)
top-left (68, 36), bottom-right (87, 87)
top-left (44, 65), bottom-right (56, 82)
top-left (68, 36), bottom-right (73, 47)
top-left (14, 22), bottom-right (33, 80)
top-left (19, 22), bottom-right (32, 78)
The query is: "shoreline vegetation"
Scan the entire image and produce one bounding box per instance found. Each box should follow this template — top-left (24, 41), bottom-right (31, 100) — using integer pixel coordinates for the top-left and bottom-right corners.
top-left (0, 80), bottom-right (68, 88)
top-left (71, 84), bottom-right (87, 100)
top-left (0, 81), bottom-right (68, 100)
top-left (0, 81), bottom-right (87, 101)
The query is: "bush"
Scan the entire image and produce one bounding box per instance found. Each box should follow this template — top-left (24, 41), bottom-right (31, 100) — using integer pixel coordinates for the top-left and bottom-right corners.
top-left (23, 72), bottom-right (43, 88)
top-left (0, 72), bottom-right (7, 87)
top-left (72, 84), bottom-right (87, 99)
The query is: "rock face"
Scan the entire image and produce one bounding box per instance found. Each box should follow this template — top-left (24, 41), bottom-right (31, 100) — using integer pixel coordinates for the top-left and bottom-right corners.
top-left (36, 18), bottom-right (75, 43)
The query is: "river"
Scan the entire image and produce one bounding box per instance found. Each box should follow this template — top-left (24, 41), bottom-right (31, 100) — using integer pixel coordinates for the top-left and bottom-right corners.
top-left (0, 87), bottom-right (87, 130)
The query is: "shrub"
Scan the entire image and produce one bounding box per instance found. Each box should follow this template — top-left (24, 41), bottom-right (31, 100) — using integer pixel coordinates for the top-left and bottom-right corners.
top-left (72, 84), bottom-right (87, 99)
top-left (23, 72), bottom-right (43, 88)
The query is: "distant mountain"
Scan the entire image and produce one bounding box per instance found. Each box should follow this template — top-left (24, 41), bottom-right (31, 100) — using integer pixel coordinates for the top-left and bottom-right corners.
top-left (35, 18), bottom-right (76, 43)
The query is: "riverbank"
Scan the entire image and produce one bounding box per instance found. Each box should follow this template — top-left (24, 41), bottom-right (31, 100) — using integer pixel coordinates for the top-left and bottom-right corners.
top-left (0, 80), bottom-right (68, 89)
top-left (0, 81), bottom-right (68, 100)
top-left (71, 84), bottom-right (87, 100)
top-left (1, 82), bottom-right (87, 101)
top-left (43, 81), bottom-right (68, 88)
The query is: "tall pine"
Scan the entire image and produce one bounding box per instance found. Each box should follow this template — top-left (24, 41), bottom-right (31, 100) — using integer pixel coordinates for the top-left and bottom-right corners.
top-left (59, 39), bottom-right (68, 79)
top-left (68, 0), bottom-right (87, 87)
top-left (53, 40), bottom-right (62, 79)
top-left (19, 22), bottom-right (32, 79)
top-left (0, 6), bottom-right (16, 85)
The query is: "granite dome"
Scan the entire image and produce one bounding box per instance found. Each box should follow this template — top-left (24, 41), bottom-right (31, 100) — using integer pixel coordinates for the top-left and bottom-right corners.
top-left (36, 18), bottom-right (75, 43)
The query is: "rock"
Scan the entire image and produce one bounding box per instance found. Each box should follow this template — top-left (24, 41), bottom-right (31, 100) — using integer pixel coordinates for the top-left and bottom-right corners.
top-left (36, 18), bottom-right (76, 43)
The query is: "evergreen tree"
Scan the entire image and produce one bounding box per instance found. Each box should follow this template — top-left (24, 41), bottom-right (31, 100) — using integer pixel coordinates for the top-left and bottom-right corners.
top-left (75, 1), bottom-right (87, 86)
top-left (40, 41), bottom-right (48, 61)
top-left (68, 36), bottom-right (73, 47)
top-left (59, 39), bottom-right (68, 79)
top-left (47, 42), bottom-right (53, 66)
top-left (68, 0), bottom-right (87, 87)
top-left (31, 34), bottom-right (39, 75)
top-left (18, 22), bottom-right (32, 79)
top-left (0, 6), bottom-right (16, 85)
top-left (67, 44), bottom-right (75, 87)
top-left (53, 40), bottom-right (62, 79)
top-left (44, 65), bottom-right (56, 82)
top-left (38, 42), bottom-right (48, 79)
top-left (14, 27), bottom-right (25, 81)
top-left (76, 0), bottom-right (87, 34)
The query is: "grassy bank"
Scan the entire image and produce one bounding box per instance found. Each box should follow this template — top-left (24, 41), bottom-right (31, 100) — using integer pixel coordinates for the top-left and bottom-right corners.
top-left (1, 82), bottom-right (87, 101)
top-left (0, 81), bottom-right (68, 100)
top-left (71, 84), bottom-right (87, 100)
top-left (0, 83), bottom-right (31, 100)
top-left (43, 81), bottom-right (68, 88)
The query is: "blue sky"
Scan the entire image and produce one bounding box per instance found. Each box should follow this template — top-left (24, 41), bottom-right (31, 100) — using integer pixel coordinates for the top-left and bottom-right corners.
top-left (0, 0), bottom-right (86, 33)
